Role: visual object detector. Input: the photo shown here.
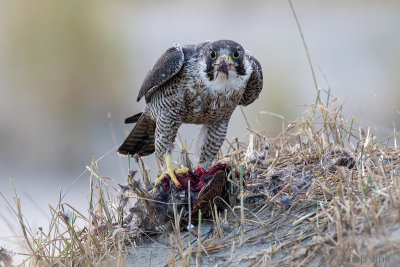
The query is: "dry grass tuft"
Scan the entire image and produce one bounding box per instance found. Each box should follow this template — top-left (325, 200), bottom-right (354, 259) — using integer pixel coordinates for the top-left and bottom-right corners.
top-left (211, 93), bottom-right (400, 266)
top-left (162, 94), bottom-right (399, 266)
top-left (1, 160), bottom-right (131, 266)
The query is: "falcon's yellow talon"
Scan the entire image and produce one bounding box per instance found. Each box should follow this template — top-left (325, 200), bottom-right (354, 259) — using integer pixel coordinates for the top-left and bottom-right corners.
top-left (167, 168), bottom-right (180, 187)
top-left (154, 170), bottom-right (167, 186)
top-left (154, 154), bottom-right (189, 187)
top-left (175, 167), bottom-right (189, 174)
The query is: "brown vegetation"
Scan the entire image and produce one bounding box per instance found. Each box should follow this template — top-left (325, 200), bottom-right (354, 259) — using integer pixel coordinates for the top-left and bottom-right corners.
top-left (2, 93), bottom-right (399, 266)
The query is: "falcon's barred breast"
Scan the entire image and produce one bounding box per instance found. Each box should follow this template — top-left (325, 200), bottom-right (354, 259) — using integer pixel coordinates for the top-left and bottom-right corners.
top-left (118, 40), bottom-right (263, 184)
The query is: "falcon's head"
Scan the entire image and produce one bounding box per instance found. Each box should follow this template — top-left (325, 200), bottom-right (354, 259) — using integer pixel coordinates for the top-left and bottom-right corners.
top-left (202, 40), bottom-right (247, 81)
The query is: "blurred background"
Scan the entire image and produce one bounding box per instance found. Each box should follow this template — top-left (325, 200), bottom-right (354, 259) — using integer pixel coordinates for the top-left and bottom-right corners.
top-left (1, 0), bottom-right (399, 257)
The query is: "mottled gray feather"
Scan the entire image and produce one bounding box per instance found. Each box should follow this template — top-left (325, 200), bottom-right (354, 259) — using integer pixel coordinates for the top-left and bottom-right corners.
top-left (239, 53), bottom-right (263, 106)
top-left (137, 44), bottom-right (184, 102)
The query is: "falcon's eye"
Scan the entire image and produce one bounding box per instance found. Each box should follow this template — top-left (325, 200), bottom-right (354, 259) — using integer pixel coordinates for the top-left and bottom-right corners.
top-left (232, 49), bottom-right (240, 59)
top-left (209, 49), bottom-right (217, 60)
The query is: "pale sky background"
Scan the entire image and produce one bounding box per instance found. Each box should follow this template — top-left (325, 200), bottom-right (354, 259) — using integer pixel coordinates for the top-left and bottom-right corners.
top-left (0, 0), bottom-right (399, 261)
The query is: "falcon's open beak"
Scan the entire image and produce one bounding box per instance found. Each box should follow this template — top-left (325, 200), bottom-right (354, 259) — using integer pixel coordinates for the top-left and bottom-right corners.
top-left (216, 55), bottom-right (233, 79)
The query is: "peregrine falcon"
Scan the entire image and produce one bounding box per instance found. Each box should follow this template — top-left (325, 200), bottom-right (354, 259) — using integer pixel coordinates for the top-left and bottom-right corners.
top-left (118, 40), bottom-right (263, 187)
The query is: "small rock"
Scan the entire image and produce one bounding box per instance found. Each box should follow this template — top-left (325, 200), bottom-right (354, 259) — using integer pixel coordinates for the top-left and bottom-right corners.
top-left (279, 195), bottom-right (292, 206)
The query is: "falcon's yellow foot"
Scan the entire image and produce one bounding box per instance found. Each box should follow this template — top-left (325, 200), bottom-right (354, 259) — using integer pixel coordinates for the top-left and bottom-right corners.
top-left (154, 154), bottom-right (189, 187)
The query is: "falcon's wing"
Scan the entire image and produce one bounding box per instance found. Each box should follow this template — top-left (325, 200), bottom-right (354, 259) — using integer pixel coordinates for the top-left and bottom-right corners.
top-left (239, 52), bottom-right (263, 106)
top-left (137, 44), bottom-right (185, 102)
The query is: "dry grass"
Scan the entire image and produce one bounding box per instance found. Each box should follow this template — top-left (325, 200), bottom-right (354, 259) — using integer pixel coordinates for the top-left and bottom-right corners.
top-left (1, 160), bottom-right (130, 266)
top-left (160, 93), bottom-right (400, 266)
top-left (2, 92), bottom-right (399, 266)
top-left (219, 94), bottom-right (400, 266)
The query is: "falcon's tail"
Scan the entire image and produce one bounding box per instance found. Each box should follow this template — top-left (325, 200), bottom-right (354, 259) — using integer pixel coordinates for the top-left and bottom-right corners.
top-left (124, 112), bottom-right (143, 124)
top-left (118, 113), bottom-right (156, 156)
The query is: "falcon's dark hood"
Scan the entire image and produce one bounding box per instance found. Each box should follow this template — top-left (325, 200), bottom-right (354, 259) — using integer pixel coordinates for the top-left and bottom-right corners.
top-left (203, 40), bottom-right (247, 81)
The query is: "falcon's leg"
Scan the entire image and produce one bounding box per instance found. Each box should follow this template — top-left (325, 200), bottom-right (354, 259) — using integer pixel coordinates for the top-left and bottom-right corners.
top-left (153, 115), bottom-right (188, 187)
top-left (198, 120), bottom-right (229, 169)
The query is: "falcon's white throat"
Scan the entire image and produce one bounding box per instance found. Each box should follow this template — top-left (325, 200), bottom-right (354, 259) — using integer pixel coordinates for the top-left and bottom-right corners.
top-left (199, 59), bottom-right (251, 95)
top-left (209, 70), bottom-right (245, 92)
